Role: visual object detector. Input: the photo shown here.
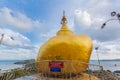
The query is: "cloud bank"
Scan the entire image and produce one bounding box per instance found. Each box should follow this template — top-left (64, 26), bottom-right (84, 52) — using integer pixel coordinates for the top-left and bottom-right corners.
top-left (0, 7), bottom-right (41, 32)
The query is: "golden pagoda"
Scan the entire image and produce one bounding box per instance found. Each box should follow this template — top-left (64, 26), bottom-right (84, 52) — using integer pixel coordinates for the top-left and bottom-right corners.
top-left (36, 12), bottom-right (93, 75)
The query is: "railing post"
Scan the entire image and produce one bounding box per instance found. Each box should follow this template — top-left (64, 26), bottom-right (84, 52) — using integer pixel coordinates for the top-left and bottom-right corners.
top-left (76, 61), bottom-right (79, 80)
top-left (100, 66), bottom-right (103, 71)
top-left (66, 60), bottom-right (68, 79)
top-left (88, 66), bottom-right (91, 80)
top-left (70, 60), bottom-right (72, 80)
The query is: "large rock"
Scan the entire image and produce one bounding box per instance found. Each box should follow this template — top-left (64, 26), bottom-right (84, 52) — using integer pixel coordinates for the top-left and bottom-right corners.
top-left (36, 14), bottom-right (93, 75)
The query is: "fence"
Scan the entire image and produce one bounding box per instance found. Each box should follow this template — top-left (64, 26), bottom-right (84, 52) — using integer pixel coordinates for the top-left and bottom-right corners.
top-left (1, 60), bottom-right (119, 80)
top-left (36, 60), bottom-right (103, 80)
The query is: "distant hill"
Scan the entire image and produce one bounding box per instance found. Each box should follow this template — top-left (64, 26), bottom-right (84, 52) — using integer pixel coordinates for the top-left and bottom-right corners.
top-left (14, 59), bottom-right (35, 64)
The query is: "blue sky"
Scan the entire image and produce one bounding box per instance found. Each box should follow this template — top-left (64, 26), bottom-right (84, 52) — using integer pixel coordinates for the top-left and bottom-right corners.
top-left (0, 0), bottom-right (120, 60)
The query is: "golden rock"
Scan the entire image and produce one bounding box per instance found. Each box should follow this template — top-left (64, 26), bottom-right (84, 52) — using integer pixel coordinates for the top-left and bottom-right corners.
top-left (36, 13), bottom-right (93, 74)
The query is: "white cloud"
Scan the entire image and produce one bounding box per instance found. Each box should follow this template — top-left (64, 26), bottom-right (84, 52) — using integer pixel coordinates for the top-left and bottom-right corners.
top-left (91, 39), bottom-right (120, 60)
top-left (0, 48), bottom-right (38, 60)
top-left (74, 0), bottom-right (120, 42)
top-left (74, 10), bottom-right (92, 27)
top-left (0, 7), bottom-right (42, 60)
top-left (0, 7), bottom-right (42, 31)
top-left (0, 28), bottom-right (32, 49)
top-left (74, 9), bottom-right (105, 30)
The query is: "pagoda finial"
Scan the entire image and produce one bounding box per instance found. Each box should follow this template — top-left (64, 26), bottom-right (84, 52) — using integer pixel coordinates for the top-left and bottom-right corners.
top-left (61, 10), bottom-right (67, 24)
top-left (57, 11), bottom-right (73, 35)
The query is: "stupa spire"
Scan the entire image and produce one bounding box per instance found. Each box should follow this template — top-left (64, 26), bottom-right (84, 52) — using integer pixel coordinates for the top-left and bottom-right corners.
top-left (61, 10), bottom-right (67, 24)
top-left (57, 11), bottom-right (73, 35)
top-left (60, 11), bottom-right (68, 29)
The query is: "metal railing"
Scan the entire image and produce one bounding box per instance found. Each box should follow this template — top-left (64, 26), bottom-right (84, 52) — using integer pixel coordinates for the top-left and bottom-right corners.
top-left (1, 60), bottom-right (119, 80)
top-left (36, 60), bottom-right (103, 80)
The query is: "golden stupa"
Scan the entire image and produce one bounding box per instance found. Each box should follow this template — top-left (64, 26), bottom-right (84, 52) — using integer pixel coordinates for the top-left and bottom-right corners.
top-left (36, 12), bottom-right (93, 75)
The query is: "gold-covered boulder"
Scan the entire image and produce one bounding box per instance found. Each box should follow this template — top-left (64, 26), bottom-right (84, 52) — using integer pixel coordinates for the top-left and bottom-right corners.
top-left (36, 13), bottom-right (93, 75)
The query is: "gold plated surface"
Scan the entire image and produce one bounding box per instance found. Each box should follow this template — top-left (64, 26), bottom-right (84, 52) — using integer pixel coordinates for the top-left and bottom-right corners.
top-left (36, 13), bottom-right (93, 74)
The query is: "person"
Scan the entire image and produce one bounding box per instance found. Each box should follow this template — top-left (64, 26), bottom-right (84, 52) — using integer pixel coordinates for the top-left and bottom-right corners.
top-left (114, 64), bottom-right (117, 67)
